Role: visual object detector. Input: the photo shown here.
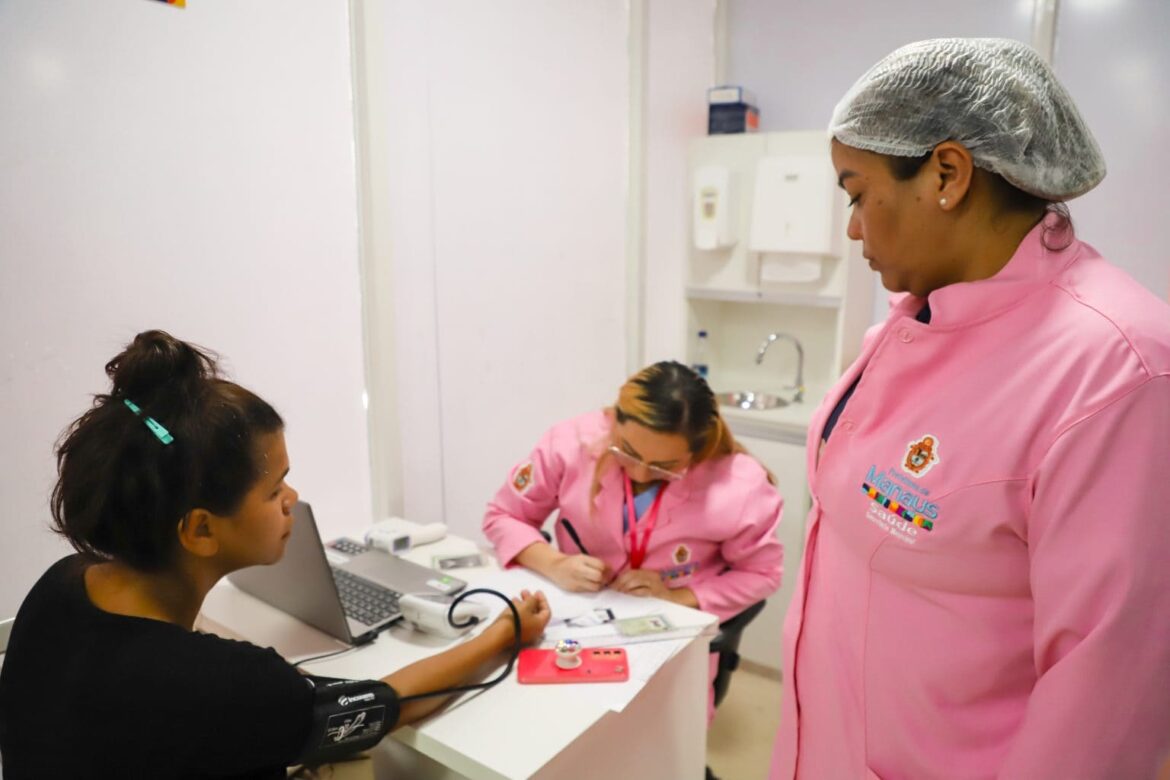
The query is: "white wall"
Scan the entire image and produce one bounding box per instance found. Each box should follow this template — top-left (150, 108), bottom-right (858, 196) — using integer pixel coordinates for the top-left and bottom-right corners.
top-left (370, 2), bottom-right (632, 537)
top-left (1053, 0), bottom-right (1170, 299)
top-left (641, 0), bottom-right (719, 366)
top-left (0, 0), bottom-right (373, 619)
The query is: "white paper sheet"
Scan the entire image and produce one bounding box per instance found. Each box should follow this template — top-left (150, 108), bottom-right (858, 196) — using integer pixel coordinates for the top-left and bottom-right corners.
top-left (459, 567), bottom-right (598, 619)
top-left (541, 618), bottom-right (705, 649)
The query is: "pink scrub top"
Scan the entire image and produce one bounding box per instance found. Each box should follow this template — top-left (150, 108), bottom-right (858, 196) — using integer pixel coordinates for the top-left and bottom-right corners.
top-left (771, 221), bottom-right (1170, 779)
top-left (483, 409), bottom-right (783, 623)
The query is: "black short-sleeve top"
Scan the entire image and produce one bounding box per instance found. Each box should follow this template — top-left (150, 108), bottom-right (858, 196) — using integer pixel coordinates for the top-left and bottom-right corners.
top-left (0, 555), bottom-right (317, 778)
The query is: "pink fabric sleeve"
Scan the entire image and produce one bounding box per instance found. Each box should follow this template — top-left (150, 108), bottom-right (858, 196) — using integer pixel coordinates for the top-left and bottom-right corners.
top-left (1000, 375), bottom-right (1170, 778)
top-left (481, 424), bottom-right (567, 567)
top-left (689, 472), bottom-right (784, 623)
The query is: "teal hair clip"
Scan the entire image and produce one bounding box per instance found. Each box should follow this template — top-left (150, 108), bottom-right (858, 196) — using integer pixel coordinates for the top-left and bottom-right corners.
top-left (123, 398), bottom-right (174, 445)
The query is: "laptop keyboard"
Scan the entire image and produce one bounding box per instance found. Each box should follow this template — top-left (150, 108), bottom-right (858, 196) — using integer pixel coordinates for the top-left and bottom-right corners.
top-left (327, 537), bottom-right (369, 557)
top-left (331, 567), bottom-right (402, 627)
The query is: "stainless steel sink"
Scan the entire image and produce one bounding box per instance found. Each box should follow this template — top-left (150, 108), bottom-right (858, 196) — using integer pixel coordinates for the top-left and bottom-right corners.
top-left (716, 390), bottom-right (789, 411)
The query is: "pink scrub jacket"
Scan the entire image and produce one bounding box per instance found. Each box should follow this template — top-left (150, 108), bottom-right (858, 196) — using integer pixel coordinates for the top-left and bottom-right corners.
top-left (482, 409), bottom-right (783, 625)
top-left (771, 222), bottom-right (1170, 779)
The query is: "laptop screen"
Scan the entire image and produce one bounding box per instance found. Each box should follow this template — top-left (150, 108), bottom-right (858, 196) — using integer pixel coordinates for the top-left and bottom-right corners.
top-left (227, 501), bottom-right (356, 643)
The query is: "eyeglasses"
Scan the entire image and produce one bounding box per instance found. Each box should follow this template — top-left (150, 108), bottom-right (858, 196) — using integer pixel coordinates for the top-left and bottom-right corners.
top-left (606, 445), bottom-right (688, 482)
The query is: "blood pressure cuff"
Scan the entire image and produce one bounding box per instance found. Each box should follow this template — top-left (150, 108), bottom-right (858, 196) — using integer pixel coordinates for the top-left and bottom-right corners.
top-left (297, 675), bottom-right (399, 766)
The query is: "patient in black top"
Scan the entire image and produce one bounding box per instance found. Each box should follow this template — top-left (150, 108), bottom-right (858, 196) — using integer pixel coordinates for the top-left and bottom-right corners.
top-left (0, 330), bottom-right (550, 779)
top-left (4, 556), bottom-right (314, 778)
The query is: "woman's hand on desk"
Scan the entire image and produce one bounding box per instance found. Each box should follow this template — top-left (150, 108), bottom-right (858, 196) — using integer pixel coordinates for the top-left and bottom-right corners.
top-left (612, 569), bottom-right (670, 600)
top-left (515, 542), bottom-right (608, 593)
top-left (548, 554), bottom-right (609, 593)
top-left (612, 570), bottom-right (699, 608)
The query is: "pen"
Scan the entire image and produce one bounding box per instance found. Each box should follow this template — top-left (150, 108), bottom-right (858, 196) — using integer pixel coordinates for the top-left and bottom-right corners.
top-left (559, 517), bottom-right (590, 556)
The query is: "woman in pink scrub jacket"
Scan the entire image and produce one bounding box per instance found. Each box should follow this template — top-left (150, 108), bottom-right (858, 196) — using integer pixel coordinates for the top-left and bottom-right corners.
top-left (483, 361), bottom-right (783, 726)
top-left (770, 38), bottom-right (1170, 779)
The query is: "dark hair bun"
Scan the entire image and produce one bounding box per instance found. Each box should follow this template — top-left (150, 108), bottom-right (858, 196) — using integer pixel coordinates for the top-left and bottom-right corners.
top-left (104, 330), bottom-right (219, 402)
top-left (53, 330), bottom-right (284, 570)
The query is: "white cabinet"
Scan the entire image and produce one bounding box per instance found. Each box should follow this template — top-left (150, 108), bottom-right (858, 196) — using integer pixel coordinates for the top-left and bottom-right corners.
top-left (733, 431), bottom-right (809, 671)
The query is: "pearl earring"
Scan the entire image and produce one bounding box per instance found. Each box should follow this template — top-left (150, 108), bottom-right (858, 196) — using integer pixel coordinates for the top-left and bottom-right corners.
top-left (939, 197), bottom-right (948, 207)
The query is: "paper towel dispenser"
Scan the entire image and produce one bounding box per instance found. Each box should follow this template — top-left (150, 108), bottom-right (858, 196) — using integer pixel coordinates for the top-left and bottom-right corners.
top-left (748, 155), bottom-right (836, 256)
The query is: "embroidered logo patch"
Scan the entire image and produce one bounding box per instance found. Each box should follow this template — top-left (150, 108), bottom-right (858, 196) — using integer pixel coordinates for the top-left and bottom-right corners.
top-left (511, 462), bottom-right (534, 494)
top-left (859, 464), bottom-right (940, 544)
top-left (672, 544), bottom-right (691, 564)
top-left (902, 434), bottom-right (940, 477)
top-left (862, 483), bottom-right (934, 531)
top-left (661, 562), bottom-right (698, 581)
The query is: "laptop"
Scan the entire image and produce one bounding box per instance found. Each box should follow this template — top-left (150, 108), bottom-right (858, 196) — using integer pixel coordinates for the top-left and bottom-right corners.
top-left (228, 501), bottom-right (466, 645)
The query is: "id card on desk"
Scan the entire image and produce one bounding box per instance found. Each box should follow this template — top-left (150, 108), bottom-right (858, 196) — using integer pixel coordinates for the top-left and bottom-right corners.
top-left (432, 553), bottom-right (487, 570)
top-left (615, 614), bottom-right (672, 637)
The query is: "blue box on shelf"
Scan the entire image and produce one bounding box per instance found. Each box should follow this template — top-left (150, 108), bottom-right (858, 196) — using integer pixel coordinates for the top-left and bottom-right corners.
top-left (708, 102), bottom-right (759, 135)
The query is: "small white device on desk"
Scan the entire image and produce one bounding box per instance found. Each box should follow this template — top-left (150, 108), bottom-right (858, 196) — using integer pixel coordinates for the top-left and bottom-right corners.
top-left (398, 593), bottom-right (490, 638)
top-left (365, 517), bottom-right (447, 554)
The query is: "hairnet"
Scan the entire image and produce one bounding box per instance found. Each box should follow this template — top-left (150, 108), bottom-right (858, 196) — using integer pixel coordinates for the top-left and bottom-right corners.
top-left (829, 38), bottom-right (1105, 201)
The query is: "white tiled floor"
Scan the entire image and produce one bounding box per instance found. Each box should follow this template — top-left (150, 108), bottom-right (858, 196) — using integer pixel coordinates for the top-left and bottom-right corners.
top-left (707, 667), bottom-right (783, 779)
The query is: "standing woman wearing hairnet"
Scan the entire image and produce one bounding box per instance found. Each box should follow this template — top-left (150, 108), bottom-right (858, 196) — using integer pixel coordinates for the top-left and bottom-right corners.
top-left (770, 38), bottom-right (1170, 779)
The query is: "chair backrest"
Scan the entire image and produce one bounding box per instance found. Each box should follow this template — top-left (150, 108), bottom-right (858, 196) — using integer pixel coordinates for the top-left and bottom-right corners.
top-left (0, 619), bottom-right (5, 767)
top-left (0, 616), bottom-right (13, 654)
top-left (710, 599), bottom-right (767, 708)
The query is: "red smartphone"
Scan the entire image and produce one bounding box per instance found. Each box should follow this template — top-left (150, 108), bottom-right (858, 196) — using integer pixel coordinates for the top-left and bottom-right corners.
top-left (517, 647), bottom-right (630, 684)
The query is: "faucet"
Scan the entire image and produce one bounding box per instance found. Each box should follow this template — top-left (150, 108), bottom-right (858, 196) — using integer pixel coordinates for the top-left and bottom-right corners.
top-left (756, 332), bottom-right (804, 403)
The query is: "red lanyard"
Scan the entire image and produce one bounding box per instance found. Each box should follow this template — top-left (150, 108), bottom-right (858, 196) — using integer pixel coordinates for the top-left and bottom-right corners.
top-left (622, 472), bottom-right (668, 570)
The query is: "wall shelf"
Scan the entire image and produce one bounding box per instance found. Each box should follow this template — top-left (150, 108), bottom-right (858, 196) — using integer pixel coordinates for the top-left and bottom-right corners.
top-left (685, 285), bottom-right (842, 309)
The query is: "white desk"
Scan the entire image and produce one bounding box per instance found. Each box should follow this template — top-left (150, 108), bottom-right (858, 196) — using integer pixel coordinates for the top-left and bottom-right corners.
top-left (198, 535), bottom-right (718, 780)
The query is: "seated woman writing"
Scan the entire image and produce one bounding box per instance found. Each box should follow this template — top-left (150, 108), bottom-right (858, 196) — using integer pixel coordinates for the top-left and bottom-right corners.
top-left (482, 360), bottom-right (784, 722)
